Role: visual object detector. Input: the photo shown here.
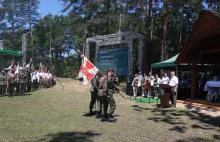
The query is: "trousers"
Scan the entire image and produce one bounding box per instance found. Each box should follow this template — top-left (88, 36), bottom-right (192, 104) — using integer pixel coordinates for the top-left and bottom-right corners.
top-left (89, 91), bottom-right (98, 111)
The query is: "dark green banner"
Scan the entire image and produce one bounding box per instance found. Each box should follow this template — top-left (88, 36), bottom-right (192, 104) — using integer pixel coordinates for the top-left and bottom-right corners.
top-left (96, 48), bottom-right (128, 76)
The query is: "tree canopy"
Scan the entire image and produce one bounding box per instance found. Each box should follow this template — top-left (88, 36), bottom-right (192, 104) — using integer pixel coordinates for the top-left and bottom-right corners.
top-left (0, 0), bottom-right (219, 77)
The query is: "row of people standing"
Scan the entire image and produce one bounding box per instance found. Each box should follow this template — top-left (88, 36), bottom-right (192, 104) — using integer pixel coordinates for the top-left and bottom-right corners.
top-left (0, 67), bottom-right (54, 97)
top-left (132, 72), bottom-right (169, 99)
top-left (132, 71), bottom-right (178, 107)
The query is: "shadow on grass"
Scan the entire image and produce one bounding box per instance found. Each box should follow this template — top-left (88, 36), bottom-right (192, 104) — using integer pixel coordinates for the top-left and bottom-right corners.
top-left (39, 131), bottom-right (101, 142)
top-left (175, 137), bottom-right (212, 142)
top-left (131, 104), bottom-right (220, 140)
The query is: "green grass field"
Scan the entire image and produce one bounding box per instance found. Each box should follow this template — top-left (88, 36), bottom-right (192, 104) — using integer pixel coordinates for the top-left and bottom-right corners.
top-left (0, 78), bottom-right (219, 142)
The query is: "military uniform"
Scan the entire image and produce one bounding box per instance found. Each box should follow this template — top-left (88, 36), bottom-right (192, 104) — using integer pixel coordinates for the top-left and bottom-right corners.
top-left (113, 75), bottom-right (119, 93)
top-left (89, 76), bottom-right (98, 115)
top-left (101, 72), bottom-right (116, 122)
top-left (18, 70), bottom-right (27, 96)
top-left (96, 76), bottom-right (105, 118)
top-left (7, 70), bottom-right (16, 97)
top-left (0, 72), bottom-right (6, 96)
top-left (26, 71), bottom-right (32, 92)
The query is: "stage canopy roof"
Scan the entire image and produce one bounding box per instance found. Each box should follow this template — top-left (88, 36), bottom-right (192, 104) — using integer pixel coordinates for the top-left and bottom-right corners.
top-left (151, 54), bottom-right (178, 69)
top-left (0, 50), bottom-right (22, 57)
top-left (175, 10), bottom-right (220, 64)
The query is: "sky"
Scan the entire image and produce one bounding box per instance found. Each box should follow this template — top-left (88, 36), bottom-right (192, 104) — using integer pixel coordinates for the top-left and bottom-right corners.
top-left (38, 0), bottom-right (64, 17)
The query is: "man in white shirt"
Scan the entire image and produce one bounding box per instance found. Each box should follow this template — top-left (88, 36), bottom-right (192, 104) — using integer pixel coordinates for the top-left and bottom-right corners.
top-left (48, 70), bottom-right (53, 86)
top-left (31, 68), bottom-right (39, 91)
top-left (38, 70), bottom-right (43, 88)
top-left (169, 71), bottom-right (179, 107)
top-left (42, 70), bottom-right (49, 88)
top-left (154, 74), bottom-right (162, 99)
top-left (132, 74), bottom-right (140, 97)
top-left (162, 73), bottom-right (169, 84)
top-left (147, 72), bottom-right (155, 97)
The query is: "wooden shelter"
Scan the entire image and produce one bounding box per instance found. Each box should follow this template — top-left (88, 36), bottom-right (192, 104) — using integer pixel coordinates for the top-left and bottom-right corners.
top-left (175, 10), bottom-right (220, 99)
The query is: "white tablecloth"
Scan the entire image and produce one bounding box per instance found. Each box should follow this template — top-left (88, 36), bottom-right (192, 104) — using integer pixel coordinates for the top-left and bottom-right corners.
top-left (203, 81), bottom-right (220, 91)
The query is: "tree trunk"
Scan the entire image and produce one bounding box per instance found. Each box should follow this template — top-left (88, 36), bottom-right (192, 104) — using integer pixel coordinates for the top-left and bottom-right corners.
top-left (161, 0), bottom-right (168, 61)
top-left (28, 0), bottom-right (34, 63)
top-left (145, 0), bottom-right (153, 40)
top-left (11, 18), bottom-right (15, 50)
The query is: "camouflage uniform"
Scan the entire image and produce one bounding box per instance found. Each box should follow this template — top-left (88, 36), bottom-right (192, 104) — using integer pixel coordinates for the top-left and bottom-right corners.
top-left (113, 75), bottom-right (119, 93)
top-left (0, 71), bottom-right (6, 96)
top-left (89, 76), bottom-right (98, 114)
top-left (101, 70), bottom-right (116, 122)
top-left (7, 70), bottom-right (16, 97)
top-left (18, 71), bottom-right (27, 96)
top-left (96, 75), bottom-right (106, 118)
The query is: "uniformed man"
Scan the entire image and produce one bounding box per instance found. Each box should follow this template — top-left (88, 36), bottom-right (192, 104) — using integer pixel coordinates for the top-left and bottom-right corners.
top-left (89, 72), bottom-right (99, 115)
top-left (113, 73), bottom-right (119, 93)
top-left (101, 69), bottom-right (117, 122)
top-left (96, 71), bottom-right (107, 119)
top-left (26, 67), bottom-right (32, 92)
top-left (0, 69), bottom-right (7, 96)
top-left (7, 68), bottom-right (16, 97)
top-left (18, 67), bottom-right (27, 96)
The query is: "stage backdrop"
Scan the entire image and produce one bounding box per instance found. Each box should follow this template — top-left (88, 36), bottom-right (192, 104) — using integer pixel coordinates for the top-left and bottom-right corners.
top-left (96, 48), bottom-right (128, 76)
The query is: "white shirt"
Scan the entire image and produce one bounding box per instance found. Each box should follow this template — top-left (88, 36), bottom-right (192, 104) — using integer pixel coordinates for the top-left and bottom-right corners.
top-left (155, 77), bottom-right (162, 87)
top-left (169, 76), bottom-right (178, 87)
top-left (48, 73), bottom-right (52, 79)
top-left (38, 72), bottom-right (43, 77)
top-left (162, 77), bottom-right (169, 84)
top-left (132, 77), bottom-right (141, 87)
top-left (31, 72), bottom-right (39, 82)
top-left (42, 72), bottom-right (48, 79)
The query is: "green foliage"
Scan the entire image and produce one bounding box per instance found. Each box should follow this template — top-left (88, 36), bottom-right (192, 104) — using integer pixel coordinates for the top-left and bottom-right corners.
top-left (0, 0), bottom-right (219, 76)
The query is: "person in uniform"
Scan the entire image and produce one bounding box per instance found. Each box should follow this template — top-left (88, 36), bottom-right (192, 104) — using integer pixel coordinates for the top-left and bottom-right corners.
top-left (32, 68), bottom-right (39, 91)
top-left (96, 71), bottom-right (107, 119)
top-left (26, 67), bottom-right (32, 92)
top-left (0, 69), bottom-right (7, 96)
top-left (89, 72), bottom-right (99, 115)
top-left (18, 67), bottom-right (27, 96)
top-left (101, 69), bottom-right (116, 122)
top-left (7, 68), bottom-right (16, 97)
top-left (113, 73), bottom-right (119, 93)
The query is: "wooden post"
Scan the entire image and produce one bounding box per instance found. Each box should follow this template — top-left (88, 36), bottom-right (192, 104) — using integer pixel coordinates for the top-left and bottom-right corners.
top-left (191, 62), bottom-right (197, 99)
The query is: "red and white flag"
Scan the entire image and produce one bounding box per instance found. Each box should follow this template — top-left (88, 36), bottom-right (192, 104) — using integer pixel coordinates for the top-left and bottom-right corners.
top-left (78, 55), bottom-right (98, 85)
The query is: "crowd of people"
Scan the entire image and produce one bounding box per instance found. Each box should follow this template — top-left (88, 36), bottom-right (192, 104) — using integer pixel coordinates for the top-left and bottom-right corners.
top-left (0, 59), bottom-right (54, 97)
top-left (131, 71), bottom-right (178, 107)
top-left (89, 69), bottom-right (119, 122)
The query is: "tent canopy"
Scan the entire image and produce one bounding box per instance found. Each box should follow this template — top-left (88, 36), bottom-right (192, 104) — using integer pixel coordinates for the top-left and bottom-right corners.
top-left (0, 50), bottom-right (22, 57)
top-left (151, 54), bottom-right (178, 69)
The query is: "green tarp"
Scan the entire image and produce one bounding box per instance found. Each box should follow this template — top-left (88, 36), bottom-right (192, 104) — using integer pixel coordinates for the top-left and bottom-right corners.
top-left (151, 54), bottom-right (178, 69)
top-left (0, 50), bottom-right (22, 57)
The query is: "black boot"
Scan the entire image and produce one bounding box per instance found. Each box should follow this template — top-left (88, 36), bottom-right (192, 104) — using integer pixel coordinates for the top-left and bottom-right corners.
top-left (108, 114), bottom-right (116, 122)
top-left (101, 115), bottom-right (108, 122)
top-left (96, 111), bottom-right (101, 118)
